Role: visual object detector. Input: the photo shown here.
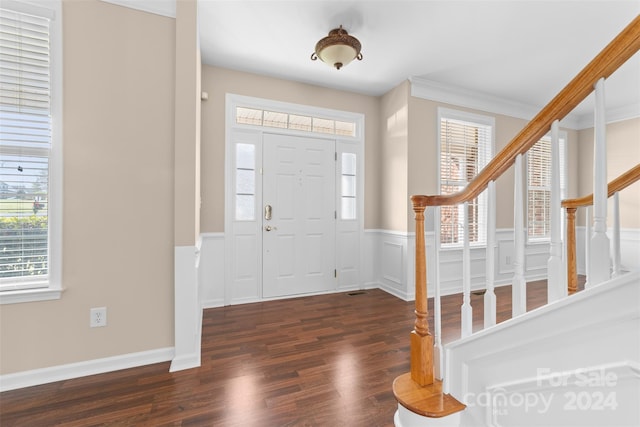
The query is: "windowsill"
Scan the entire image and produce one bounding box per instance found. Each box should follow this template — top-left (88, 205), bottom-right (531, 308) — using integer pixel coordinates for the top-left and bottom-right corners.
top-left (0, 287), bottom-right (64, 305)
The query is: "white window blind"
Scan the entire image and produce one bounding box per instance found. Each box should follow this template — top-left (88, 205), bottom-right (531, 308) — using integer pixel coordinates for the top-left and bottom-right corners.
top-left (527, 135), bottom-right (566, 240)
top-left (0, 5), bottom-right (52, 288)
top-left (439, 115), bottom-right (492, 246)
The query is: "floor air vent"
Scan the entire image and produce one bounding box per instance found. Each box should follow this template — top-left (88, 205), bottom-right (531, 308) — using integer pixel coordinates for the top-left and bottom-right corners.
top-left (347, 291), bottom-right (367, 296)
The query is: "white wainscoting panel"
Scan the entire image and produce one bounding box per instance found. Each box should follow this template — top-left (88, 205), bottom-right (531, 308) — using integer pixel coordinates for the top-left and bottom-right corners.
top-left (576, 227), bottom-right (640, 275)
top-left (495, 229), bottom-right (550, 285)
top-left (199, 233), bottom-right (225, 309)
top-left (362, 230), bottom-right (379, 289)
top-left (374, 230), bottom-right (412, 300)
top-left (438, 247), bottom-right (487, 295)
top-left (368, 229), bottom-right (558, 302)
top-left (171, 245), bottom-right (201, 372)
top-left (198, 228), bottom-right (638, 307)
top-left (336, 229), bottom-right (360, 291)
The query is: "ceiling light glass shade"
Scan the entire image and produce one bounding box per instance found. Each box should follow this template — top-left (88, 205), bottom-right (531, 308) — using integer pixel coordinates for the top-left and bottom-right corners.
top-left (311, 26), bottom-right (363, 70)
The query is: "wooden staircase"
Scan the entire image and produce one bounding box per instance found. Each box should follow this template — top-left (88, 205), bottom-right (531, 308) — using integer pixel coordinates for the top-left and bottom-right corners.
top-left (393, 15), bottom-right (640, 423)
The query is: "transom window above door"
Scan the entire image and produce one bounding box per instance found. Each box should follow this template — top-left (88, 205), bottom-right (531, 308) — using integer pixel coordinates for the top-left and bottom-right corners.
top-left (236, 107), bottom-right (356, 137)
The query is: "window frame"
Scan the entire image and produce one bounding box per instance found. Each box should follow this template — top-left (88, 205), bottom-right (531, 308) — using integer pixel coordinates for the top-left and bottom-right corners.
top-left (0, 0), bottom-right (63, 304)
top-left (526, 131), bottom-right (567, 244)
top-left (436, 108), bottom-right (495, 249)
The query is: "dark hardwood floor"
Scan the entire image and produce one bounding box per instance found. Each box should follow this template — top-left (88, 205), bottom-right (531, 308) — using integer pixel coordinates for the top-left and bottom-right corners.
top-left (0, 279), bottom-right (584, 426)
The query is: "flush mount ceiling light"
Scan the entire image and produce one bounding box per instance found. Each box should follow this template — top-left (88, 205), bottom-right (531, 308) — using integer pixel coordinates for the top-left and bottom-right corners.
top-left (311, 25), bottom-right (363, 70)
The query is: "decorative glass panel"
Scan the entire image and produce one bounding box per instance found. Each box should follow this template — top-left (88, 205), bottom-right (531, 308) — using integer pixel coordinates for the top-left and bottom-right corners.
top-left (335, 120), bottom-right (355, 136)
top-left (236, 107), bottom-right (262, 126)
top-left (289, 114), bottom-right (312, 132)
top-left (341, 198), bottom-right (356, 220)
top-left (235, 195), bottom-right (255, 221)
top-left (235, 143), bottom-right (255, 221)
top-left (312, 118), bottom-right (334, 134)
top-left (341, 175), bottom-right (356, 198)
top-left (263, 111), bottom-right (287, 129)
top-left (236, 143), bottom-right (255, 169)
top-left (341, 153), bottom-right (356, 220)
top-left (236, 169), bottom-right (255, 195)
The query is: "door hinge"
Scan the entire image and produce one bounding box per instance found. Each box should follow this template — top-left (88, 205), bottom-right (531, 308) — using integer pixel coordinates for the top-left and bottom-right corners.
top-left (335, 152), bottom-right (337, 161)
top-left (334, 210), bottom-right (337, 219)
top-left (334, 269), bottom-right (337, 278)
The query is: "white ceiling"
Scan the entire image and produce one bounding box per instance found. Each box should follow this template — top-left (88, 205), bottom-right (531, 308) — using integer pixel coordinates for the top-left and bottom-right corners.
top-left (106, 0), bottom-right (640, 126)
top-left (197, 0), bottom-right (640, 126)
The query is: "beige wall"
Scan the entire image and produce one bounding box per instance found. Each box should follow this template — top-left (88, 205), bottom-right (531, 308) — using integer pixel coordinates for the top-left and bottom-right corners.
top-left (0, 0), bottom-right (175, 374)
top-left (200, 65), bottom-right (381, 232)
top-left (577, 117), bottom-right (640, 228)
top-left (174, 0), bottom-right (200, 246)
top-left (380, 81), bottom-right (410, 231)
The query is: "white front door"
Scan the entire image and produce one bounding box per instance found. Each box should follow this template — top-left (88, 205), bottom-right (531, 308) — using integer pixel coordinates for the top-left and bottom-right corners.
top-left (262, 133), bottom-right (336, 298)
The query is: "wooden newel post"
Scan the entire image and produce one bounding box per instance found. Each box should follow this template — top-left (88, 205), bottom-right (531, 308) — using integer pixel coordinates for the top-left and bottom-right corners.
top-left (566, 207), bottom-right (578, 295)
top-left (410, 196), bottom-right (434, 386)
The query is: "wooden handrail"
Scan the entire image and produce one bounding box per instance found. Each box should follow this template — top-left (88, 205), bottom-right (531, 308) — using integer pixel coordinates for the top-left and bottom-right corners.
top-left (562, 164), bottom-right (640, 209)
top-left (414, 15), bottom-right (640, 209)
top-left (563, 163), bottom-right (640, 294)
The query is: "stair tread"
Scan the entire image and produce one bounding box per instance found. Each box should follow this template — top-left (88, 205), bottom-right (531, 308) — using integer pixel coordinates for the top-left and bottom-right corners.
top-left (392, 373), bottom-right (466, 418)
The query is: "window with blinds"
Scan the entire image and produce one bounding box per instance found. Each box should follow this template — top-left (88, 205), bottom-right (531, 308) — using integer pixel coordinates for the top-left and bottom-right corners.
top-left (0, 5), bottom-right (52, 289)
top-left (439, 112), bottom-right (493, 247)
top-left (527, 135), bottom-right (566, 241)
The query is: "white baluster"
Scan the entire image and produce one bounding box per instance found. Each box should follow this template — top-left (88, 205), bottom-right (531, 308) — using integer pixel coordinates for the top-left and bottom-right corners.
top-left (484, 181), bottom-right (497, 328)
top-left (513, 154), bottom-right (527, 316)
top-left (548, 120), bottom-right (566, 302)
top-left (590, 78), bottom-right (611, 286)
top-left (434, 206), bottom-right (443, 379)
top-left (461, 201), bottom-right (472, 338)
top-left (585, 206), bottom-right (592, 288)
top-left (612, 192), bottom-right (621, 277)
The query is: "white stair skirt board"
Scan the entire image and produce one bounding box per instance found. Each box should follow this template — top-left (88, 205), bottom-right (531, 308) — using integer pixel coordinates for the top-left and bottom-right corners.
top-left (482, 361), bottom-right (639, 427)
top-left (445, 270), bottom-right (640, 427)
top-left (395, 405), bottom-right (462, 427)
top-left (0, 347), bottom-right (174, 392)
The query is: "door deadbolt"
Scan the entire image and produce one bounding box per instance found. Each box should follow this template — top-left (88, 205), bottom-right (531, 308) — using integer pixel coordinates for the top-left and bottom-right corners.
top-left (264, 204), bottom-right (272, 220)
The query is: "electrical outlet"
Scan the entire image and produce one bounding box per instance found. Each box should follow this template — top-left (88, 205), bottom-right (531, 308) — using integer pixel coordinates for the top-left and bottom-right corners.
top-left (505, 255), bottom-right (511, 265)
top-left (90, 307), bottom-right (107, 328)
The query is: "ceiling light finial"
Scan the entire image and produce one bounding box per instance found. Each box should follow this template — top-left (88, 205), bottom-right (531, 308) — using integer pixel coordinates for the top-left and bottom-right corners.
top-left (311, 25), bottom-right (363, 70)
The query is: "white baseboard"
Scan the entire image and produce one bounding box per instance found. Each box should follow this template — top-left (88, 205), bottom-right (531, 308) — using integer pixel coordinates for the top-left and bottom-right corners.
top-left (0, 347), bottom-right (174, 393)
top-left (169, 352), bottom-right (201, 373)
top-left (201, 298), bottom-right (225, 309)
top-left (379, 282), bottom-right (412, 301)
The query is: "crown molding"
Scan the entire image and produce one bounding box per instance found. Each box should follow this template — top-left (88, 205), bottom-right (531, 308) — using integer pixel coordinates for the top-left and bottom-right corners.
top-left (409, 76), bottom-right (640, 130)
top-left (574, 102), bottom-right (640, 130)
top-left (99, 0), bottom-right (175, 18)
